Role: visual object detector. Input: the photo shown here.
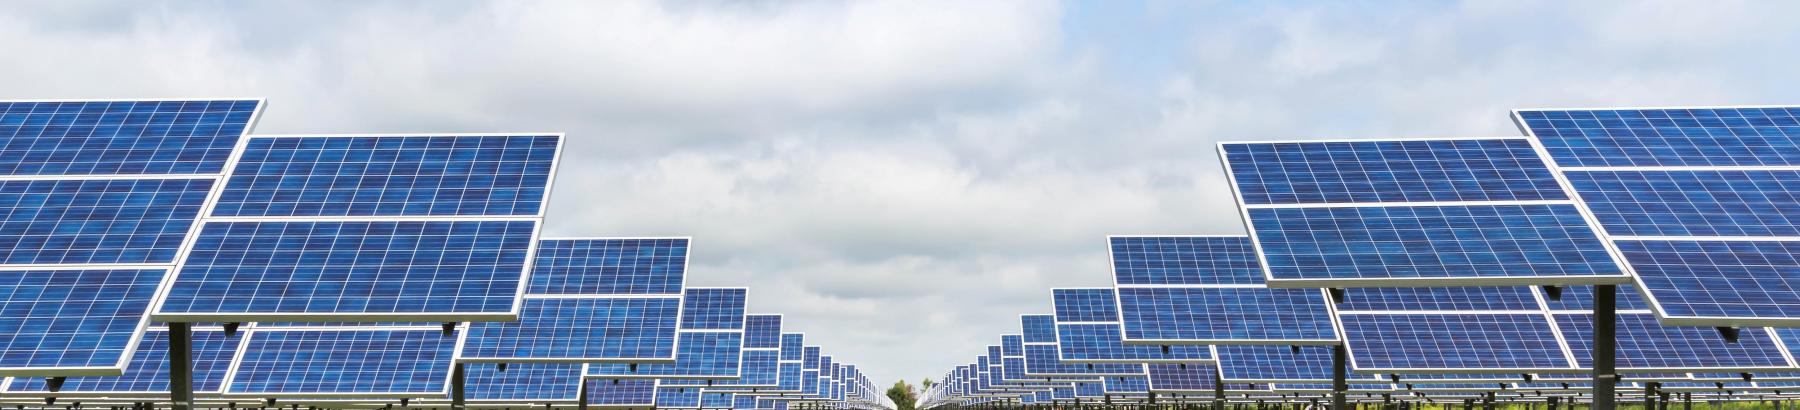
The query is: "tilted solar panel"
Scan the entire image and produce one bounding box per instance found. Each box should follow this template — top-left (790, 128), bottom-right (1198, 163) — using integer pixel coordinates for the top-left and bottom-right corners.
top-left (780, 333), bottom-right (804, 362)
top-left (1055, 323), bottom-right (1212, 363)
top-left (0, 269), bottom-right (165, 375)
top-left (1214, 345), bottom-right (1382, 383)
top-left (656, 386), bottom-right (703, 408)
top-left (1554, 314), bottom-right (1793, 372)
top-left (1219, 137), bottom-right (1630, 287)
top-left (464, 363), bottom-right (582, 402)
top-left (1051, 288), bottom-right (1118, 322)
top-left (530, 238), bottom-right (687, 296)
top-left (461, 296), bottom-right (680, 362)
top-left (1517, 106), bottom-right (1800, 326)
top-left (584, 378), bottom-right (656, 408)
top-left (0, 178), bottom-right (214, 265)
top-left (224, 326), bottom-right (461, 397)
top-left (5, 328), bottom-right (243, 396)
top-left (1022, 345), bottom-right (1144, 377)
top-left (214, 135), bottom-right (559, 217)
top-left (1102, 376), bottom-right (1149, 394)
top-left (702, 392), bottom-right (736, 408)
top-left (1110, 235), bottom-right (1338, 346)
top-left (1145, 364), bottom-right (1218, 393)
top-left (682, 288), bottom-right (749, 330)
top-left (0, 100), bottom-right (260, 176)
top-left (585, 331), bottom-right (744, 379)
top-left (745, 315), bottom-right (784, 349)
top-left (1020, 315), bottom-right (1056, 344)
top-left (1337, 313), bottom-right (1571, 373)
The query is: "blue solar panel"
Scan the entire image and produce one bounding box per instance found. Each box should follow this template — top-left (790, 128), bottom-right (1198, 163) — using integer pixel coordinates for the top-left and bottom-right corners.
top-left (1051, 289), bottom-right (1118, 322)
top-left (780, 333), bottom-right (804, 361)
top-left (803, 347), bottom-right (821, 370)
top-left (1116, 287), bottom-right (1335, 343)
top-left (465, 363), bottom-right (582, 402)
top-left (1001, 335), bottom-right (1024, 357)
top-left (1617, 240), bottom-right (1800, 321)
top-left (529, 238), bottom-right (687, 295)
top-left (1516, 107), bottom-right (1800, 167)
top-left (0, 268), bottom-right (163, 374)
top-left (745, 314), bottom-right (783, 349)
top-left (777, 362), bottom-right (804, 391)
top-left (1146, 364), bottom-right (1217, 392)
top-left (1051, 387), bottom-right (1074, 400)
top-left (1023, 345), bottom-right (1144, 377)
top-left (1073, 382), bottom-right (1104, 397)
top-left (0, 178), bottom-right (213, 265)
top-left (585, 331), bottom-right (743, 378)
top-left (1564, 170), bottom-right (1800, 237)
top-left (1110, 236), bottom-right (1264, 285)
top-left (1556, 313), bottom-right (1791, 371)
top-left (1338, 313), bottom-right (1571, 371)
top-left (1337, 287), bottom-right (1541, 311)
top-left (999, 357), bottom-right (1026, 382)
top-left (1102, 376), bottom-right (1149, 393)
top-left (0, 100), bottom-right (259, 176)
top-left (682, 288), bottom-right (748, 330)
top-left (665, 349), bottom-right (777, 387)
top-left (1220, 139), bottom-right (1567, 205)
top-left (214, 135), bottom-right (559, 217)
top-left (735, 394), bottom-right (759, 409)
top-left (160, 220), bottom-right (536, 319)
top-left (1056, 323), bottom-right (1213, 362)
top-left (460, 296), bottom-right (680, 361)
top-left (585, 378), bottom-right (656, 407)
top-left (802, 370), bottom-right (820, 395)
top-left (6, 329), bottom-right (242, 394)
top-left (1538, 285), bottom-right (1650, 311)
top-left (1247, 204), bottom-right (1622, 284)
top-left (702, 392), bottom-right (736, 408)
top-left (227, 328), bottom-right (458, 396)
top-left (1214, 345), bottom-right (1382, 382)
top-left (656, 386), bottom-right (703, 408)
top-left (1021, 315), bottom-right (1056, 343)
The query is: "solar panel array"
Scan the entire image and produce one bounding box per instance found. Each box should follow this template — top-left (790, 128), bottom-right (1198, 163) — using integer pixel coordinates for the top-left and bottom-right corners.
top-left (0, 99), bottom-right (261, 376)
top-left (1111, 235), bottom-right (1339, 345)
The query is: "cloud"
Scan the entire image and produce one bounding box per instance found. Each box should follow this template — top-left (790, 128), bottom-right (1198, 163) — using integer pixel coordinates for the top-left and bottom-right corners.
top-left (7, 0), bottom-right (1800, 386)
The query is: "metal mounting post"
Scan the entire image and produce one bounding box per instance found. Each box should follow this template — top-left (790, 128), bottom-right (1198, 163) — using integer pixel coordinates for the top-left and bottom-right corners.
top-left (1594, 284), bottom-right (1617, 410)
top-left (169, 322), bottom-right (195, 410)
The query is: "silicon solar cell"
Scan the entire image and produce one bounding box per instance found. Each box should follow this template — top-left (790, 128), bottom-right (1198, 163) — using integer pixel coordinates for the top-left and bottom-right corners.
top-left (0, 268), bottom-right (164, 374)
top-left (460, 296), bottom-right (680, 362)
top-left (683, 288), bottom-right (749, 330)
top-left (160, 220), bottom-right (537, 320)
top-left (585, 331), bottom-right (743, 378)
top-left (1337, 313), bottom-right (1572, 372)
top-left (781, 333), bottom-right (804, 361)
top-left (0, 100), bottom-right (260, 176)
top-left (1055, 323), bottom-right (1212, 363)
top-left (1554, 313), bottom-right (1793, 371)
top-left (1214, 345), bottom-right (1381, 383)
top-left (1220, 138), bottom-right (1630, 287)
top-left (5, 328), bottom-right (243, 395)
top-left (464, 363), bottom-right (582, 402)
top-left (0, 178), bottom-right (214, 265)
top-left (214, 135), bottom-right (559, 217)
top-left (1021, 315), bottom-right (1056, 343)
top-left (529, 238), bottom-right (687, 296)
top-left (585, 378), bottom-right (656, 407)
top-left (225, 327), bottom-right (459, 397)
top-left (745, 315), bottom-right (783, 349)
top-left (1145, 364), bottom-right (1217, 393)
top-left (657, 386), bottom-right (703, 408)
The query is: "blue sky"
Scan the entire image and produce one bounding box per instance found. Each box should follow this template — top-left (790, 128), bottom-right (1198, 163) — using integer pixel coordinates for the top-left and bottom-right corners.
top-left (5, 0), bottom-right (1800, 385)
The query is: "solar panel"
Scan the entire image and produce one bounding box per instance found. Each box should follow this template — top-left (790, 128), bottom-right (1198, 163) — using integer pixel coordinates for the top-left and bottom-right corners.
top-left (0, 100), bottom-right (261, 176)
top-left (1073, 382), bottom-right (1103, 398)
top-left (460, 238), bottom-right (686, 363)
top-left (1145, 364), bottom-right (1218, 393)
top-left (745, 315), bottom-right (783, 349)
top-left (1055, 323), bottom-right (1212, 363)
top-left (1516, 106), bottom-right (1800, 326)
top-left (656, 386), bottom-right (703, 408)
top-left (224, 326), bottom-right (460, 397)
top-left (1219, 137), bottom-right (1630, 287)
top-left (1021, 315), bottom-right (1056, 344)
top-left (584, 378), bottom-right (656, 408)
top-left (804, 347), bottom-right (821, 370)
top-left (1337, 313), bottom-right (1571, 373)
top-left (1554, 313), bottom-right (1793, 372)
top-left (662, 349), bottom-right (777, 387)
top-left (1022, 345), bottom-right (1144, 377)
top-left (1102, 376), bottom-right (1149, 394)
top-left (1110, 236), bottom-right (1338, 345)
top-left (1001, 335), bottom-right (1024, 357)
top-left (780, 333), bottom-right (804, 362)
top-left (1213, 345), bottom-right (1382, 383)
top-left (0, 99), bottom-right (262, 376)
top-left (464, 363), bottom-right (582, 402)
top-left (682, 288), bottom-right (749, 330)
top-left (5, 328), bottom-right (243, 396)
top-left (702, 392), bottom-right (736, 408)
top-left (156, 133), bottom-right (561, 322)
top-left (585, 331), bottom-right (744, 379)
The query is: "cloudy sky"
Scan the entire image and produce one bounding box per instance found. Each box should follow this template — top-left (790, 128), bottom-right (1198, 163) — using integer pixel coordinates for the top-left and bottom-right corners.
top-left (8, 0), bottom-right (1800, 385)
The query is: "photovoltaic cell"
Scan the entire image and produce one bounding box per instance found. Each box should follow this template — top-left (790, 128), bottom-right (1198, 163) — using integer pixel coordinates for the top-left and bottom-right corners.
top-left (0, 269), bottom-right (163, 374)
top-left (1247, 204), bottom-right (1621, 283)
top-left (1110, 236), bottom-right (1263, 285)
top-left (1338, 314), bottom-right (1572, 372)
top-left (226, 328), bottom-right (458, 396)
top-left (5, 329), bottom-right (243, 394)
top-left (1116, 287), bottom-right (1334, 343)
top-left (1220, 139), bottom-right (1568, 206)
top-left (459, 297), bottom-right (680, 361)
top-left (0, 178), bottom-right (213, 265)
top-left (465, 363), bottom-right (582, 402)
top-left (1516, 107), bottom-right (1800, 168)
top-left (1021, 315), bottom-right (1056, 343)
top-left (528, 238), bottom-right (687, 296)
top-left (585, 331), bottom-right (744, 378)
top-left (0, 100), bottom-right (259, 176)
top-left (745, 314), bottom-right (783, 349)
top-left (1052, 289), bottom-right (1118, 322)
top-left (1554, 313), bottom-right (1792, 371)
top-left (160, 220), bottom-right (536, 319)
top-left (214, 135), bottom-right (559, 217)
top-left (682, 288), bottom-right (748, 330)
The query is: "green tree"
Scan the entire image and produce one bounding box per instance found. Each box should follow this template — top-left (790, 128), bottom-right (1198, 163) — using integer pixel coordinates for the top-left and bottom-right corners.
top-left (887, 380), bottom-right (917, 410)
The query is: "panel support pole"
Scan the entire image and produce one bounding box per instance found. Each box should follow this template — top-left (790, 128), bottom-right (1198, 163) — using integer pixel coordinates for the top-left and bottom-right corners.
top-left (1213, 367), bottom-right (1226, 410)
top-left (169, 322), bottom-right (195, 410)
top-left (451, 363), bottom-right (466, 410)
top-left (577, 378), bottom-right (589, 410)
top-left (1594, 284), bottom-right (1618, 410)
top-left (1332, 345), bottom-right (1348, 410)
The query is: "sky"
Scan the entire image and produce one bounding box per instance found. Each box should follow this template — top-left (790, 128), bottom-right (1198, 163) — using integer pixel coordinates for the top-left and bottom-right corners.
top-left (6, 0), bottom-right (1800, 386)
